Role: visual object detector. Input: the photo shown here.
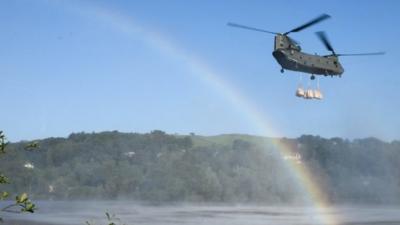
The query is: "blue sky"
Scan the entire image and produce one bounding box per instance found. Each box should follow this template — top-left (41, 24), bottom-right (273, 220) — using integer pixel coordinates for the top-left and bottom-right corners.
top-left (1, 0), bottom-right (399, 141)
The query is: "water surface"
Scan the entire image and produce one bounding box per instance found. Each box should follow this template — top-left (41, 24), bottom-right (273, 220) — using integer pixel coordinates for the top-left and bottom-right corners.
top-left (3, 201), bottom-right (400, 225)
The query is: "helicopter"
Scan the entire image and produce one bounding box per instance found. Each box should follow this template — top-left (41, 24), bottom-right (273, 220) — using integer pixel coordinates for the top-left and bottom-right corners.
top-left (227, 14), bottom-right (385, 81)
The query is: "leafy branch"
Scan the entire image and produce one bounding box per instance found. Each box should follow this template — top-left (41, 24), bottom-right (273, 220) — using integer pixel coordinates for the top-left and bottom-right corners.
top-left (0, 131), bottom-right (38, 223)
top-left (86, 212), bottom-right (126, 225)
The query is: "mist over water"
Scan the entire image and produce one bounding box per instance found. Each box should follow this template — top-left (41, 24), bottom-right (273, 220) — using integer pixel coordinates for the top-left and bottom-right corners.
top-left (4, 201), bottom-right (400, 225)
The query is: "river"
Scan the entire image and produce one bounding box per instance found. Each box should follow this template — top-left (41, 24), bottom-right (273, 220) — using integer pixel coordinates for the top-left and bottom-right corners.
top-left (2, 201), bottom-right (400, 225)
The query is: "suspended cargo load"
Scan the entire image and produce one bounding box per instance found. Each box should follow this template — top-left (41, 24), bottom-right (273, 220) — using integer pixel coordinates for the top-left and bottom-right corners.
top-left (296, 87), bottom-right (305, 97)
top-left (304, 89), bottom-right (314, 99)
top-left (314, 89), bottom-right (323, 100)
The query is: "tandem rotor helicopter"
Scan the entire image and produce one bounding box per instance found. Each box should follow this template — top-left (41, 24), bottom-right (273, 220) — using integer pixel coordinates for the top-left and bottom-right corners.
top-left (227, 14), bottom-right (385, 100)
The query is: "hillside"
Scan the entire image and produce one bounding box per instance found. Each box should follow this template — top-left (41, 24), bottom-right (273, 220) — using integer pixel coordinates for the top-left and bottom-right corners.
top-left (1, 131), bottom-right (399, 204)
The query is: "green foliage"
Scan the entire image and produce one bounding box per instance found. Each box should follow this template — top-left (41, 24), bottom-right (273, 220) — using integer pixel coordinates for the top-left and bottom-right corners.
top-left (0, 174), bottom-right (8, 184)
top-left (0, 131), bottom-right (7, 154)
top-left (0, 131), bottom-right (37, 222)
top-left (24, 141), bottom-right (39, 151)
top-left (1, 131), bottom-right (399, 204)
top-left (13, 192), bottom-right (37, 213)
top-left (86, 211), bottom-right (125, 225)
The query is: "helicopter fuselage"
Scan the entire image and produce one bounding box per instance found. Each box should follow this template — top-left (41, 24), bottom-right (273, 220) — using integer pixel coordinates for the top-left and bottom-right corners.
top-left (272, 35), bottom-right (344, 76)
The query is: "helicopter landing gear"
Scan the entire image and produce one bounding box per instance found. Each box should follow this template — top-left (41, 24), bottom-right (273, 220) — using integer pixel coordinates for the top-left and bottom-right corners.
top-left (280, 68), bottom-right (284, 73)
top-left (310, 75), bottom-right (315, 80)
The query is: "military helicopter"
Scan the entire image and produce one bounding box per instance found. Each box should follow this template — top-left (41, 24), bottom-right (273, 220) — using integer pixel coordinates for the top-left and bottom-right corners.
top-left (227, 14), bottom-right (385, 81)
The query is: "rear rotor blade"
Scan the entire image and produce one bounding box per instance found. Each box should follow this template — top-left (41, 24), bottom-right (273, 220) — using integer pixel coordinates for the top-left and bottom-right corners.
top-left (316, 31), bottom-right (335, 55)
top-left (336, 52), bottom-right (385, 56)
top-left (284, 14), bottom-right (331, 35)
top-left (227, 22), bottom-right (280, 35)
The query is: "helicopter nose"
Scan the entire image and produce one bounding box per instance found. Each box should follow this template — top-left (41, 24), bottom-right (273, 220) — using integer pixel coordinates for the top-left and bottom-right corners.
top-left (272, 49), bottom-right (285, 58)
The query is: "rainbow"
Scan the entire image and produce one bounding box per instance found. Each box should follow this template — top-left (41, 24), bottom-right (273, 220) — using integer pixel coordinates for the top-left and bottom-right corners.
top-left (61, 2), bottom-right (340, 225)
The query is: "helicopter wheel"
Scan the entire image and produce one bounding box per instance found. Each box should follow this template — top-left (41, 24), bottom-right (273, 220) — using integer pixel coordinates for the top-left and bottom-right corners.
top-left (280, 68), bottom-right (284, 73)
top-left (311, 75), bottom-right (315, 80)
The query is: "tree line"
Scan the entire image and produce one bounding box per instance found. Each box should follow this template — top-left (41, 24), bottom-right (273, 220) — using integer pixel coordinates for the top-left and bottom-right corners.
top-left (1, 130), bottom-right (399, 204)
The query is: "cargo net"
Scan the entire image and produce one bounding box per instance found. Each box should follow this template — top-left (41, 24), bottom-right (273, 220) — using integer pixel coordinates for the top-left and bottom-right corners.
top-left (295, 75), bottom-right (323, 100)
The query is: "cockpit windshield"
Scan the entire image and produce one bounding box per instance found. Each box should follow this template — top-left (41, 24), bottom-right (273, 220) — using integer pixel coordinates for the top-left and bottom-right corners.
top-left (288, 37), bottom-right (301, 51)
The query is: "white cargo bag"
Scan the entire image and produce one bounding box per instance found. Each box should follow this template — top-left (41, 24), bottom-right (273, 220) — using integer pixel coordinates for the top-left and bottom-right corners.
top-left (296, 88), bottom-right (305, 97)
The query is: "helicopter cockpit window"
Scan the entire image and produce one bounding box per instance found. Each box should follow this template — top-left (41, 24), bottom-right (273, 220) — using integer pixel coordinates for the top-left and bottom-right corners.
top-left (290, 43), bottom-right (301, 51)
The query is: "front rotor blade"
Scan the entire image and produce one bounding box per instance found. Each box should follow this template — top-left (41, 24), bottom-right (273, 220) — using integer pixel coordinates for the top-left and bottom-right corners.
top-left (316, 31), bottom-right (335, 54)
top-left (336, 52), bottom-right (385, 56)
top-left (227, 22), bottom-right (280, 35)
top-left (284, 14), bottom-right (331, 35)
